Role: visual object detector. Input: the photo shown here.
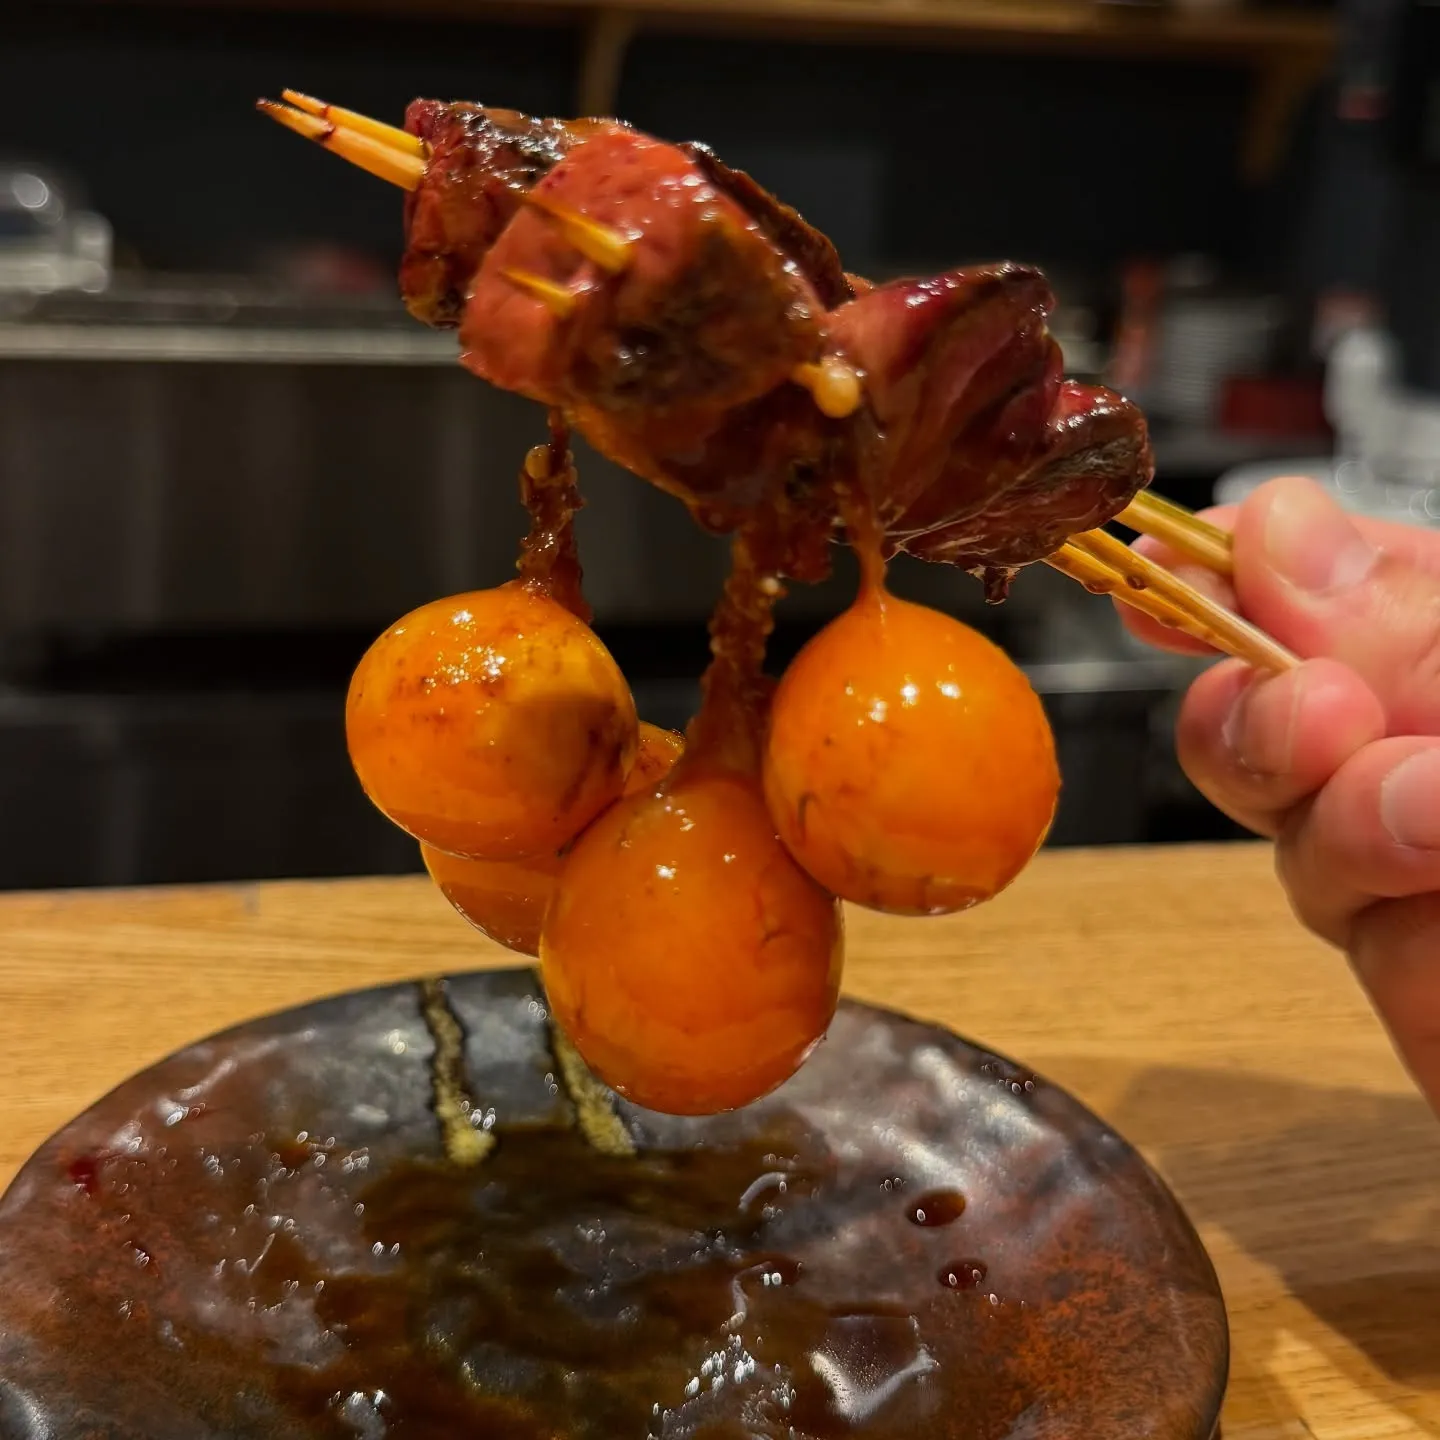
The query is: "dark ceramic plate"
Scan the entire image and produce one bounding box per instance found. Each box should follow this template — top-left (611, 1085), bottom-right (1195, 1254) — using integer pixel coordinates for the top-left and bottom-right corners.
top-left (0, 969), bottom-right (1227, 1439)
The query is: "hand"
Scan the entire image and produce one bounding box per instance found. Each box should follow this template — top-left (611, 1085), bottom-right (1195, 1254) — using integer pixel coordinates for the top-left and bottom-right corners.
top-left (1118, 475), bottom-right (1440, 1110)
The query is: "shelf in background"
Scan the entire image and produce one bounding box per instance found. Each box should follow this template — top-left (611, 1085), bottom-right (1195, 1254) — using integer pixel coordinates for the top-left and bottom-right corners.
top-left (58, 0), bottom-right (1336, 178)
top-left (559, 0), bottom-right (1336, 57)
top-left (65, 0), bottom-right (1334, 53)
top-left (0, 322), bottom-right (455, 365)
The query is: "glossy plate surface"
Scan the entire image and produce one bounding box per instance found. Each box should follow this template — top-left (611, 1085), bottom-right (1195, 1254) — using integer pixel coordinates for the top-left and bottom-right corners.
top-left (0, 969), bottom-right (1227, 1439)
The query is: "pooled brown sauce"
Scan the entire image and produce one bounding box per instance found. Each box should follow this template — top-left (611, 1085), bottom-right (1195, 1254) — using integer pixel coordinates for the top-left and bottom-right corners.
top-left (258, 1124), bottom-right (977, 1438)
top-left (7, 983), bottom-right (1226, 1440)
top-left (51, 1105), bottom-right (1046, 1439)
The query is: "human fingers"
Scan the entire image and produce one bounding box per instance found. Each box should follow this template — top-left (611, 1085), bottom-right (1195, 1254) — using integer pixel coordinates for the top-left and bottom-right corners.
top-left (1172, 657), bottom-right (1386, 839)
top-left (1274, 736), bottom-right (1440, 946)
top-left (1228, 477), bottom-right (1440, 733)
top-left (1348, 892), bottom-right (1440, 1114)
top-left (1116, 487), bottom-right (1440, 657)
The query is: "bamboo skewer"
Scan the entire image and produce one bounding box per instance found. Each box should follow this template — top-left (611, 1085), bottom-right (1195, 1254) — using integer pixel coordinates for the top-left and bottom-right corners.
top-left (280, 89), bottom-right (429, 160)
top-left (1117, 489), bottom-right (1235, 577)
top-left (501, 268), bottom-right (582, 317)
top-left (256, 99), bottom-right (426, 190)
top-left (1046, 543), bottom-right (1199, 635)
top-left (791, 357), bottom-right (863, 418)
top-left (1044, 538), bottom-right (1294, 673)
top-left (1056, 527), bottom-right (1298, 672)
top-left (523, 190), bottom-right (634, 274)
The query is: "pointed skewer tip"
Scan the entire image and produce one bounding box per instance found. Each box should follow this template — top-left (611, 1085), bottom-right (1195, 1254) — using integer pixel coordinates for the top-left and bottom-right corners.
top-left (501, 268), bottom-right (580, 319)
top-left (279, 88), bottom-right (428, 159)
top-left (523, 191), bottom-right (633, 274)
top-left (793, 358), bottom-right (862, 419)
top-left (255, 98), bottom-right (424, 191)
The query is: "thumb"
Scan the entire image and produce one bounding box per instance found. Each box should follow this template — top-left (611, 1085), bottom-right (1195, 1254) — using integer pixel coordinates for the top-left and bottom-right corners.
top-left (1233, 476), bottom-right (1440, 734)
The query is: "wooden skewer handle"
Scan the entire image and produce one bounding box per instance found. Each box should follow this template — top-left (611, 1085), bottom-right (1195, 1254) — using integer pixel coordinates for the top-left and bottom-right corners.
top-left (1045, 546), bottom-right (1202, 642)
top-left (1118, 491), bottom-right (1235, 578)
top-left (1048, 529), bottom-right (1299, 674)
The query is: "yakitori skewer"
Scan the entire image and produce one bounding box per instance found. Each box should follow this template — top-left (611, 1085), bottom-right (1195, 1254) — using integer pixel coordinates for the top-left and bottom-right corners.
top-left (254, 93), bottom-right (1289, 673)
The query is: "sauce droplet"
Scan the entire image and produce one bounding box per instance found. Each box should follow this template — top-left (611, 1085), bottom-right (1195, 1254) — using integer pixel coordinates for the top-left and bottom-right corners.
top-left (745, 1254), bottom-right (802, 1288)
top-left (66, 1155), bottom-right (100, 1196)
top-left (938, 1260), bottom-right (987, 1291)
top-left (906, 1189), bottom-right (966, 1227)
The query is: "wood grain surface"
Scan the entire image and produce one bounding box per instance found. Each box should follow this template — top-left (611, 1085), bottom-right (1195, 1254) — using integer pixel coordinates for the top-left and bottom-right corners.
top-left (1, 840), bottom-right (1437, 1437)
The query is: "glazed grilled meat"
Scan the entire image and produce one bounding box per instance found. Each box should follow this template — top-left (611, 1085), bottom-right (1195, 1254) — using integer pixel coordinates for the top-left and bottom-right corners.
top-left (399, 102), bottom-right (1153, 583)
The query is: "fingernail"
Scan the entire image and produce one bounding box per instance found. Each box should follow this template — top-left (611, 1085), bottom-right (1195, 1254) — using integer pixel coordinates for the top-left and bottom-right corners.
top-left (1220, 681), bottom-right (1253, 762)
top-left (1380, 749), bottom-right (1440, 850)
top-left (1263, 482), bottom-right (1376, 594)
top-left (1220, 671), bottom-right (1297, 777)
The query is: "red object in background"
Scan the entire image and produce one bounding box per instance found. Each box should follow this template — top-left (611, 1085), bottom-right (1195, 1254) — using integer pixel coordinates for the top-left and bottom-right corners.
top-left (1107, 258), bottom-right (1164, 398)
top-left (1218, 374), bottom-right (1332, 439)
top-left (1338, 84), bottom-right (1386, 123)
top-left (1312, 288), bottom-right (1383, 358)
top-left (263, 242), bottom-right (390, 294)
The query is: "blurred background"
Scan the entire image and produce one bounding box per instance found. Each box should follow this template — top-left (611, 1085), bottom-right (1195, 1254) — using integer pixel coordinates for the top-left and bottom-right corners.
top-left (0, 0), bottom-right (1435, 890)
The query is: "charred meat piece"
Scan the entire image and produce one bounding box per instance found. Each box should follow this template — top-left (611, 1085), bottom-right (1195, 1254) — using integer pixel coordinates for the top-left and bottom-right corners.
top-left (900, 382), bottom-right (1154, 572)
top-left (825, 265), bottom-right (1064, 525)
top-left (401, 101), bottom-right (590, 328)
top-left (822, 269), bottom-right (1149, 567)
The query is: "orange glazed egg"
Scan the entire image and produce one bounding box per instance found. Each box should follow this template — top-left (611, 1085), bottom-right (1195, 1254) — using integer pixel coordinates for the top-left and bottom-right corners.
top-left (420, 722), bottom-right (685, 956)
top-left (346, 581), bottom-right (638, 860)
top-left (422, 844), bottom-right (563, 957)
top-left (763, 585), bottom-right (1059, 915)
top-left (540, 760), bottom-right (843, 1116)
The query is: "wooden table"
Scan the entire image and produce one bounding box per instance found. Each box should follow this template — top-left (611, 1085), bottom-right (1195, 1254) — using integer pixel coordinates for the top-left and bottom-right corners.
top-left (2, 841), bottom-right (1437, 1437)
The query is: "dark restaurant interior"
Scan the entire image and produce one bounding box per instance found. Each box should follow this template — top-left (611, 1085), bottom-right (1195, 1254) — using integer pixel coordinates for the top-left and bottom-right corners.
top-left (0, 0), bottom-right (1435, 890)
